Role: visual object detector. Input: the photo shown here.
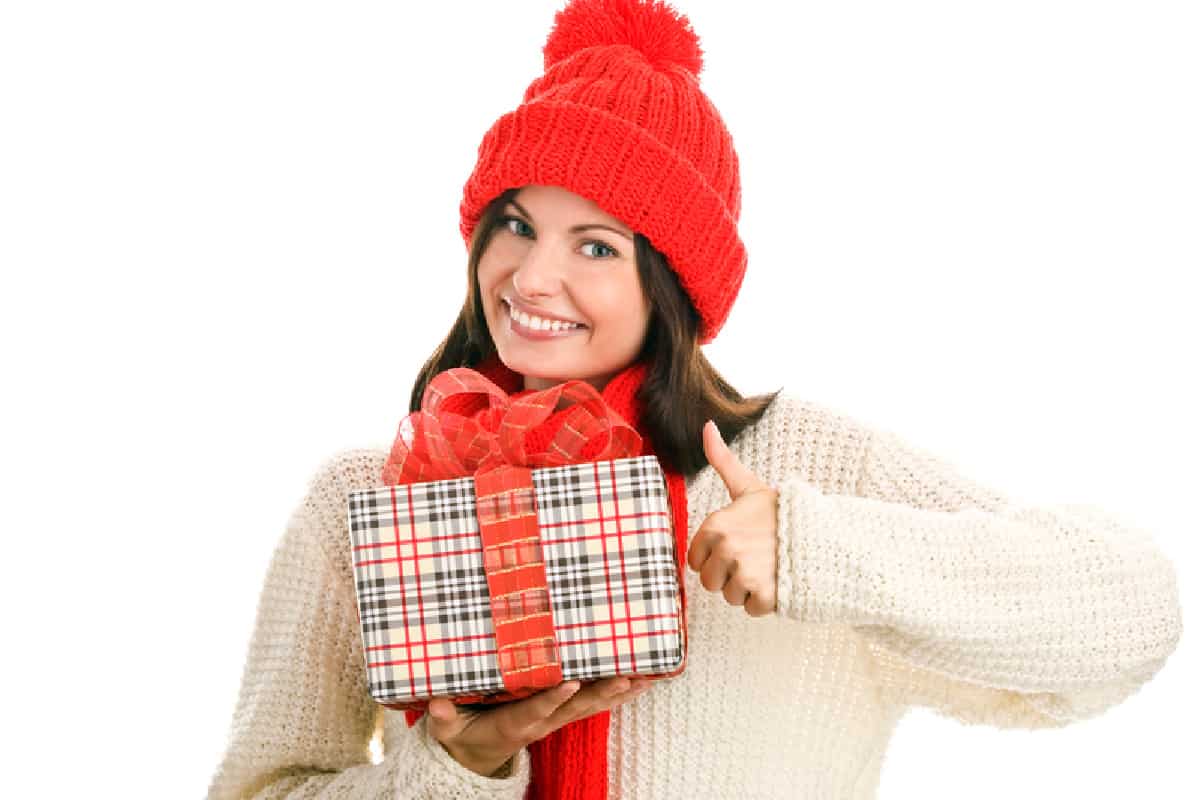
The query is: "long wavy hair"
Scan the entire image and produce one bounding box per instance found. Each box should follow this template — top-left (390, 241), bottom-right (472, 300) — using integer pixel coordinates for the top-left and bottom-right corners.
top-left (409, 187), bottom-right (781, 479)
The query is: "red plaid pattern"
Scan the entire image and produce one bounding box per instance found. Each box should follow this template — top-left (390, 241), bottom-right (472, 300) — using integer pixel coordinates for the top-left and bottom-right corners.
top-left (352, 368), bottom-right (685, 710)
top-left (348, 455), bottom-right (685, 709)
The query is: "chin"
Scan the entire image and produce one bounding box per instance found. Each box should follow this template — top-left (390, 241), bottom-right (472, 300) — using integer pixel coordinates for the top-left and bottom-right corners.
top-left (513, 362), bottom-right (580, 390)
top-left (520, 367), bottom-right (569, 386)
top-left (496, 352), bottom-right (546, 379)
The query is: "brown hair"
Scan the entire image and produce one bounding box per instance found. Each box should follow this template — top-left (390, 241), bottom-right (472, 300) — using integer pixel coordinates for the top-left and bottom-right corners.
top-left (409, 187), bottom-right (781, 479)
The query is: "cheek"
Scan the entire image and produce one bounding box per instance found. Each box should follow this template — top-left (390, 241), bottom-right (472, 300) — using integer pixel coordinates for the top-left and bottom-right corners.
top-left (476, 256), bottom-right (507, 303)
top-left (584, 280), bottom-right (645, 329)
top-left (476, 241), bottom-right (523, 295)
top-left (483, 236), bottom-right (523, 265)
top-left (476, 252), bottom-right (499, 285)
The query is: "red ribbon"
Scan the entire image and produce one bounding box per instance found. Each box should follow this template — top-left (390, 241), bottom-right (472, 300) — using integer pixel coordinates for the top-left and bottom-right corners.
top-left (380, 367), bottom-right (647, 704)
top-left (382, 367), bottom-right (644, 484)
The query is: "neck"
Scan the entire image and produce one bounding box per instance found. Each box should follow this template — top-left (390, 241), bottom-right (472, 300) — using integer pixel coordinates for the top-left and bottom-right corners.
top-left (523, 373), bottom-right (611, 394)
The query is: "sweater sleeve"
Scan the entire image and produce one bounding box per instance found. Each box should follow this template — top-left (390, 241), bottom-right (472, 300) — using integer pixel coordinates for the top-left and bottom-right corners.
top-left (773, 424), bottom-right (1183, 729)
top-left (206, 449), bottom-right (532, 800)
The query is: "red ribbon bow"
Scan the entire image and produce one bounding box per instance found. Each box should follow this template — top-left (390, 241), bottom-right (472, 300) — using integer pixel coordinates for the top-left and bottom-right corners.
top-left (379, 367), bottom-right (652, 705)
top-left (382, 367), bottom-right (644, 483)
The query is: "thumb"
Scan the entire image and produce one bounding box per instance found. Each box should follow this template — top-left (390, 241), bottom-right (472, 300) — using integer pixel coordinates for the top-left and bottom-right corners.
top-left (702, 419), bottom-right (765, 500)
top-left (426, 698), bottom-right (464, 737)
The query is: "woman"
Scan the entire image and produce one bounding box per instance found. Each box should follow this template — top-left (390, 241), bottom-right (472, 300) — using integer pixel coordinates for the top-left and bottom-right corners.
top-left (207, 1), bottom-right (1183, 798)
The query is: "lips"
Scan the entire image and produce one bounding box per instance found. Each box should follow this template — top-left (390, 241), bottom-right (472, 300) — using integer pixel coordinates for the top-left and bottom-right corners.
top-left (501, 298), bottom-right (587, 341)
top-left (501, 297), bottom-right (585, 328)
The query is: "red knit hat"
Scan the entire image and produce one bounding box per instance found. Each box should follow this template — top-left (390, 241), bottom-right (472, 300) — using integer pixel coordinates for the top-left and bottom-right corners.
top-left (459, 0), bottom-right (746, 345)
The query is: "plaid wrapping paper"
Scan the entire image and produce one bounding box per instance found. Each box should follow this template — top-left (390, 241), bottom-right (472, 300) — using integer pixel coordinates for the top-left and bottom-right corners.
top-left (347, 454), bottom-right (685, 709)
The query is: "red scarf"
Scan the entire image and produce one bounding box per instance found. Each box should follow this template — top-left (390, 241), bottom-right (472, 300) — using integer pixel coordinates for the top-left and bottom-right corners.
top-left (393, 353), bottom-right (689, 800)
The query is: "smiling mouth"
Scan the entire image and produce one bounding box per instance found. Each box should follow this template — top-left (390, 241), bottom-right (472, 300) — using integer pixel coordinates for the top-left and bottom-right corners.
top-left (501, 298), bottom-right (588, 340)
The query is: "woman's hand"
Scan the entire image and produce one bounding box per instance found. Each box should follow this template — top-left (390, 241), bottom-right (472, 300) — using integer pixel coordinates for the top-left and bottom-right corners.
top-left (687, 420), bottom-right (779, 617)
top-left (428, 676), bottom-right (652, 778)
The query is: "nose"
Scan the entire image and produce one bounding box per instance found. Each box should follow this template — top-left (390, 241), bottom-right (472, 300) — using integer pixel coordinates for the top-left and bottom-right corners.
top-left (511, 239), bottom-right (563, 299)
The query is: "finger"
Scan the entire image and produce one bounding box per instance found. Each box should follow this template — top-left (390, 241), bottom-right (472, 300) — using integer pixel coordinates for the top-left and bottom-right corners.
top-left (576, 677), bottom-right (652, 718)
top-left (426, 698), bottom-right (466, 740)
top-left (686, 529), bottom-right (709, 573)
top-left (597, 677), bottom-right (653, 710)
top-left (429, 698), bottom-right (457, 722)
top-left (540, 676), bottom-right (633, 732)
top-left (698, 553), bottom-right (732, 593)
top-left (497, 680), bottom-right (582, 738)
top-left (687, 520), bottom-right (724, 572)
top-left (721, 571), bottom-right (750, 606)
top-left (745, 590), bottom-right (775, 617)
top-left (702, 420), bottom-right (765, 500)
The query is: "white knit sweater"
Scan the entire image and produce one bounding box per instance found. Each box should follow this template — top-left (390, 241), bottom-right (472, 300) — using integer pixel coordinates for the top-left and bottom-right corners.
top-left (206, 392), bottom-right (1182, 799)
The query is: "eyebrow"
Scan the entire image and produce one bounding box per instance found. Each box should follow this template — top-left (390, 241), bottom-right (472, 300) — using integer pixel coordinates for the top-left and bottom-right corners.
top-left (507, 199), bottom-right (634, 241)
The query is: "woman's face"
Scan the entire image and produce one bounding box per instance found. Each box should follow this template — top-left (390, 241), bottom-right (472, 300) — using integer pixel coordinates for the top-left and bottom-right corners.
top-left (477, 184), bottom-right (652, 393)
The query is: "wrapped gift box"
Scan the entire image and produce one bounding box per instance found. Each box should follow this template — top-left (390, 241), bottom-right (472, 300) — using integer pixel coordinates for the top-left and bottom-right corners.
top-left (347, 454), bottom-right (686, 710)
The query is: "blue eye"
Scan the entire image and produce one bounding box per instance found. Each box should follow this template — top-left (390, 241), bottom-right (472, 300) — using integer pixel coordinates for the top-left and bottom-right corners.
top-left (497, 215), bottom-right (620, 259)
top-left (582, 241), bottom-right (617, 258)
top-left (498, 216), bottom-right (533, 237)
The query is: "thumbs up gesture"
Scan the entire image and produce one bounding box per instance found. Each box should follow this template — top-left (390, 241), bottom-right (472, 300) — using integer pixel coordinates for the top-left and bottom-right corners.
top-left (686, 420), bottom-right (779, 618)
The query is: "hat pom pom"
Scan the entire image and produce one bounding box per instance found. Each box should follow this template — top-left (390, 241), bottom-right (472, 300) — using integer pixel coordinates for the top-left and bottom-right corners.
top-left (544, 0), bottom-right (704, 78)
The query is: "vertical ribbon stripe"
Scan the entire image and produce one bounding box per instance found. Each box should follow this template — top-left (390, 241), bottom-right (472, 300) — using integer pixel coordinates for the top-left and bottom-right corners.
top-left (474, 464), bottom-right (564, 693)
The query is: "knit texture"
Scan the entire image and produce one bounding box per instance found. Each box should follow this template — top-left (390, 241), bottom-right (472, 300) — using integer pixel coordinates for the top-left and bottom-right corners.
top-left (206, 393), bottom-right (1182, 799)
top-left (458, 0), bottom-right (745, 346)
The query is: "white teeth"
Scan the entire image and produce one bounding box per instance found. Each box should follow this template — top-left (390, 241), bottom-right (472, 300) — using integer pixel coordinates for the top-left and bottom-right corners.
top-left (505, 299), bottom-right (582, 331)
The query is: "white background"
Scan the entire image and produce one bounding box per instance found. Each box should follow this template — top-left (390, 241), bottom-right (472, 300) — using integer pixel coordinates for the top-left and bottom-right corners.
top-left (2, 1), bottom-right (1196, 797)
